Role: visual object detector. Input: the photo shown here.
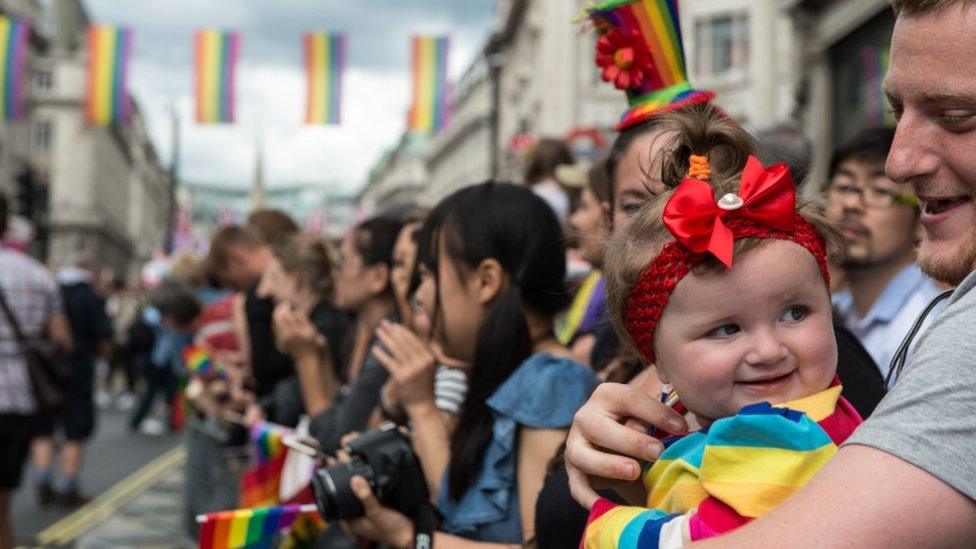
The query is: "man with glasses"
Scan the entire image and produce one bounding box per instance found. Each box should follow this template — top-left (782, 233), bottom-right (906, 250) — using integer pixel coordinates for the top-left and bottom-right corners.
top-left (825, 127), bottom-right (943, 385)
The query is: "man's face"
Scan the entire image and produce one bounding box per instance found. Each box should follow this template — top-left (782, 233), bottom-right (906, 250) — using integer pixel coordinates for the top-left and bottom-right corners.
top-left (885, 6), bottom-right (976, 285)
top-left (826, 157), bottom-right (919, 269)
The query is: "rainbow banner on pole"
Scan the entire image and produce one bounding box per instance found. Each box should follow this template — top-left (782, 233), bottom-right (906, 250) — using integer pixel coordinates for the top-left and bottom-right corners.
top-left (303, 32), bottom-right (344, 125)
top-left (195, 29), bottom-right (240, 124)
top-left (84, 24), bottom-right (133, 126)
top-left (0, 16), bottom-right (30, 122)
top-left (407, 35), bottom-right (450, 134)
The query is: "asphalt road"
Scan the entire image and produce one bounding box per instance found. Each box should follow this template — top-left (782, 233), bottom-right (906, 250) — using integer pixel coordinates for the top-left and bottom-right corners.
top-left (11, 405), bottom-right (181, 546)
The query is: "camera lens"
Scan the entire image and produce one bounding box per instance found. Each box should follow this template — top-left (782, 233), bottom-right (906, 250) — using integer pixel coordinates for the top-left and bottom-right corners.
top-left (311, 458), bottom-right (374, 521)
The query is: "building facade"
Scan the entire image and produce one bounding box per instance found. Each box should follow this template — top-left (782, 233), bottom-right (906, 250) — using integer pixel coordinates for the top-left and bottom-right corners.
top-left (0, 0), bottom-right (172, 279)
top-left (681, 0), bottom-right (799, 126)
top-left (786, 0), bottom-right (894, 185)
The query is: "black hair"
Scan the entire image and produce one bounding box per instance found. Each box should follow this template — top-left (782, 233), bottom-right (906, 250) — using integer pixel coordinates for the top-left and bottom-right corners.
top-left (419, 181), bottom-right (568, 501)
top-left (0, 194), bottom-right (7, 236)
top-left (406, 224), bottom-right (424, 299)
top-left (352, 216), bottom-right (405, 296)
top-left (148, 278), bottom-right (202, 327)
top-left (828, 127), bottom-right (896, 180)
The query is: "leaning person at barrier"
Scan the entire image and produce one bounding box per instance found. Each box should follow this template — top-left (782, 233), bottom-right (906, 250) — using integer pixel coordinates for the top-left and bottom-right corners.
top-left (578, 107), bottom-right (862, 547)
top-left (335, 182), bottom-right (598, 546)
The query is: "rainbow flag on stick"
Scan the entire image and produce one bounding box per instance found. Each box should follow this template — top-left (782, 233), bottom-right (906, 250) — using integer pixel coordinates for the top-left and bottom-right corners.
top-left (407, 35), bottom-right (450, 134)
top-left (84, 24), bottom-right (132, 126)
top-left (0, 16), bottom-right (30, 122)
top-left (197, 503), bottom-right (319, 549)
top-left (195, 29), bottom-right (240, 123)
top-left (183, 345), bottom-right (224, 380)
top-left (303, 32), bottom-right (344, 125)
top-left (239, 449), bottom-right (287, 508)
top-left (250, 421), bottom-right (291, 467)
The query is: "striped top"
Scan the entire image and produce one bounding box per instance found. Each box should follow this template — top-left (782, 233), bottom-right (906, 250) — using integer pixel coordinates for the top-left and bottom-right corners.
top-left (583, 382), bottom-right (862, 548)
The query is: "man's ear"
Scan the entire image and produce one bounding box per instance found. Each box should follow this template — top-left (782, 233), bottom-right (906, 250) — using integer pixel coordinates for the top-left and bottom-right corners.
top-left (366, 263), bottom-right (391, 296)
top-left (473, 258), bottom-right (505, 306)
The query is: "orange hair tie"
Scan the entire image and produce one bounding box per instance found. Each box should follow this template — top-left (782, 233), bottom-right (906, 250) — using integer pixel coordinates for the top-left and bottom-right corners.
top-left (687, 154), bottom-right (710, 181)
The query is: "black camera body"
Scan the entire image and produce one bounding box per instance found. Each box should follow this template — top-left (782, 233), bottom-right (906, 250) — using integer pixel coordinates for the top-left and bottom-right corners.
top-left (311, 423), bottom-right (430, 521)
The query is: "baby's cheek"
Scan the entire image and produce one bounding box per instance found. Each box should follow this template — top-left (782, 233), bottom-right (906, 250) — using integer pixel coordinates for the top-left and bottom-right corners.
top-left (798, 326), bottom-right (838, 384)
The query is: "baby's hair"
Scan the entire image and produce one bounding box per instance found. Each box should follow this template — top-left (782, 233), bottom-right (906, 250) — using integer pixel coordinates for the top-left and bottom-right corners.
top-left (604, 105), bottom-right (843, 359)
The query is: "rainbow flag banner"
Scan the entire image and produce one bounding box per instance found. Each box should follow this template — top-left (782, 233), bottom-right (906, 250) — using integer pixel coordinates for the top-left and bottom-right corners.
top-left (195, 28), bottom-right (240, 123)
top-left (84, 24), bottom-right (133, 126)
top-left (197, 503), bottom-right (320, 549)
top-left (250, 421), bottom-right (292, 467)
top-left (407, 35), bottom-right (450, 134)
top-left (303, 32), bottom-right (344, 125)
top-left (0, 16), bottom-right (30, 122)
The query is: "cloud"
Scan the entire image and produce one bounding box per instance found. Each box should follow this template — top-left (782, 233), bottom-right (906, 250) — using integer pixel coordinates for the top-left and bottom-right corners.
top-left (82, 0), bottom-right (495, 193)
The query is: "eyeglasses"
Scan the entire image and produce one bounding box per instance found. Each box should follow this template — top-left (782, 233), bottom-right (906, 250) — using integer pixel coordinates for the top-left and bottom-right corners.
top-left (827, 182), bottom-right (920, 209)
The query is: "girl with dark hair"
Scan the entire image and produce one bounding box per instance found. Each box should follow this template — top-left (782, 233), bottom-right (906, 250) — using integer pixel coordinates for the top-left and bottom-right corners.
top-left (343, 182), bottom-right (599, 546)
top-left (274, 216), bottom-right (403, 453)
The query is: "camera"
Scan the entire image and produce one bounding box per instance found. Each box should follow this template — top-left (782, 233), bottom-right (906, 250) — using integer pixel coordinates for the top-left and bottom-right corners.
top-left (311, 423), bottom-right (430, 521)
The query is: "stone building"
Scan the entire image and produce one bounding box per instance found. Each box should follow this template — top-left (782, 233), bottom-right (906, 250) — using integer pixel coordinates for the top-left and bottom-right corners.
top-left (0, 0), bottom-right (172, 278)
top-left (786, 0), bottom-right (895, 184)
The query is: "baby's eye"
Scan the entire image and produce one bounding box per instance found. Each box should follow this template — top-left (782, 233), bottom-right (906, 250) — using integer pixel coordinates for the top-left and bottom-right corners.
top-left (707, 324), bottom-right (740, 338)
top-left (780, 305), bottom-right (809, 323)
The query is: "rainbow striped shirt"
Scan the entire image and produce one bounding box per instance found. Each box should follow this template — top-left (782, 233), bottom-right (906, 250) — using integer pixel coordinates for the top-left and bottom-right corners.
top-left (583, 383), bottom-right (862, 548)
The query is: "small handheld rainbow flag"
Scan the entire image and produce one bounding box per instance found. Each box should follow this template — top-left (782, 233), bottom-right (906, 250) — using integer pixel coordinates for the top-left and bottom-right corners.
top-left (239, 449), bottom-right (287, 508)
top-left (196, 503), bottom-right (320, 549)
top-left (183, 345), bottom-right (223, 380)
top-left (303, 32), bottom-right (344, 125)
top-left (407, 35), bottom-right (450, 134)
top-left (0, 16), bottom-right (30, 122)
top-left (250, 421), bottom-right (291, 467)
top-left (84, 24), bottom-right (133, 126)
top-left (195, 29), bottom-right (240, 124)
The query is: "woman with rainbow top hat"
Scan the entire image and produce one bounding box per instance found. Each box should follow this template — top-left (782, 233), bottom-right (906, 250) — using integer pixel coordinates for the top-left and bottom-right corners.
top-left (533, 1), bottom-right (721, 546)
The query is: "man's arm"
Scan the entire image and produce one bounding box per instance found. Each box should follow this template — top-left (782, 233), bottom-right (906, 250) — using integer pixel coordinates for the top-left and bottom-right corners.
top-left (693, 444), bottom-right (976, 547)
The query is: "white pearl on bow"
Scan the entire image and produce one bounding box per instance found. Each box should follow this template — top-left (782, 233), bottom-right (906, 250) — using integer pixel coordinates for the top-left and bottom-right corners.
top-left (717, 193), bottom-right (744, 211)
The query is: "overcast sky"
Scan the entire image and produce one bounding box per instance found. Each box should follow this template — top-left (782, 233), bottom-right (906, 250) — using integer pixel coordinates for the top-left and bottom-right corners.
top-left (83, 0), bottom-right (497, 194)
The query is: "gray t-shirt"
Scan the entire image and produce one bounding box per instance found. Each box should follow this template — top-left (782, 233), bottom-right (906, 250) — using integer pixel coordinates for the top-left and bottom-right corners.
top-left (845, 269), bottom-right (976, 500)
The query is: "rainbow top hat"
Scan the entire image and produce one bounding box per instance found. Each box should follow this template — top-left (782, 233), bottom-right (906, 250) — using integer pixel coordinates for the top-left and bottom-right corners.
top-left (586, 0), bottom-right (715, 130)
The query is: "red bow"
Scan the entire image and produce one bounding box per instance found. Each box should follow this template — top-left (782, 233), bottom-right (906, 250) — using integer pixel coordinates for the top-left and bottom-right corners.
top-left (662, 156), bottom-right (796, 268)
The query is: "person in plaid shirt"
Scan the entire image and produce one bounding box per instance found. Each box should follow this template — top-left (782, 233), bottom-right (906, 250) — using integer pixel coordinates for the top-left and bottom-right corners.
top-left (0, 196), bottom-right (73, 548)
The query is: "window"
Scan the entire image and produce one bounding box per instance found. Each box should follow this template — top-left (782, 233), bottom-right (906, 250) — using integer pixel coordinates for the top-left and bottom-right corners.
top-left (33, 69), bottom-right (53, 92)
top-left (33, 121), bottom-right (52, 152)
top-left (695, 14), bottom-right (749, 77)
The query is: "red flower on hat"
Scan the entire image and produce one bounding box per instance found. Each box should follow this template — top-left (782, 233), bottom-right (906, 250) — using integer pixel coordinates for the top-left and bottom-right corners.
top-left (595, 28), bottom-right (653, 91)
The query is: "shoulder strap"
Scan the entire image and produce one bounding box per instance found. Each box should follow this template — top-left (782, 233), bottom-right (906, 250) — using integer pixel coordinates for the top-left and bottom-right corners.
top-left (0, 283), bottom-right (29, 344)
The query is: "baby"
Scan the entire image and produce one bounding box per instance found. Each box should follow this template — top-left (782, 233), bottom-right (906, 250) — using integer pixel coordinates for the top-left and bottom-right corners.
top-left (582, 108), bottom-right (862, 548)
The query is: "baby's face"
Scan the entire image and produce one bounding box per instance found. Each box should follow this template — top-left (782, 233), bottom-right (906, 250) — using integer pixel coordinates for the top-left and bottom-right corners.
top-left (653, 240), bottom-right (837, 425)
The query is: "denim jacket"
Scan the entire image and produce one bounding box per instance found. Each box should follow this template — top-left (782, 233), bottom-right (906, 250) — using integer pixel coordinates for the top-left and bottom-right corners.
top-left (437, 352), bottom-right (598, 542)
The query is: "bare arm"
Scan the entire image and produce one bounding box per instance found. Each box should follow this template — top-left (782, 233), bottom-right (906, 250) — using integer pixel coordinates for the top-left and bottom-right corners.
top-left (405, 400), bottom-right (452, 497)
top-left (231, 293), bottom-right (250, 372)
top-left (517, 427), bottom-right (568, 543)
top-left (292, 347), bottom-right (335, 416)
top-left (46, 313), bottom-right (73, 354)
top-left (692, 444), bottom-right (976, 547)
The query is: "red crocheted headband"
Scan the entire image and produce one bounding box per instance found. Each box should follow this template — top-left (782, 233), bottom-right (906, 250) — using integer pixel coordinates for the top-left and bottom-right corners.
top-left (623, 155), bottom-right (830, 364)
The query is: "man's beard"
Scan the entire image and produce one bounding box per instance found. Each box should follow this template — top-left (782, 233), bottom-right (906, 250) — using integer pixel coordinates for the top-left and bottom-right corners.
top-left (918, 229), bottom-right (976, 286)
